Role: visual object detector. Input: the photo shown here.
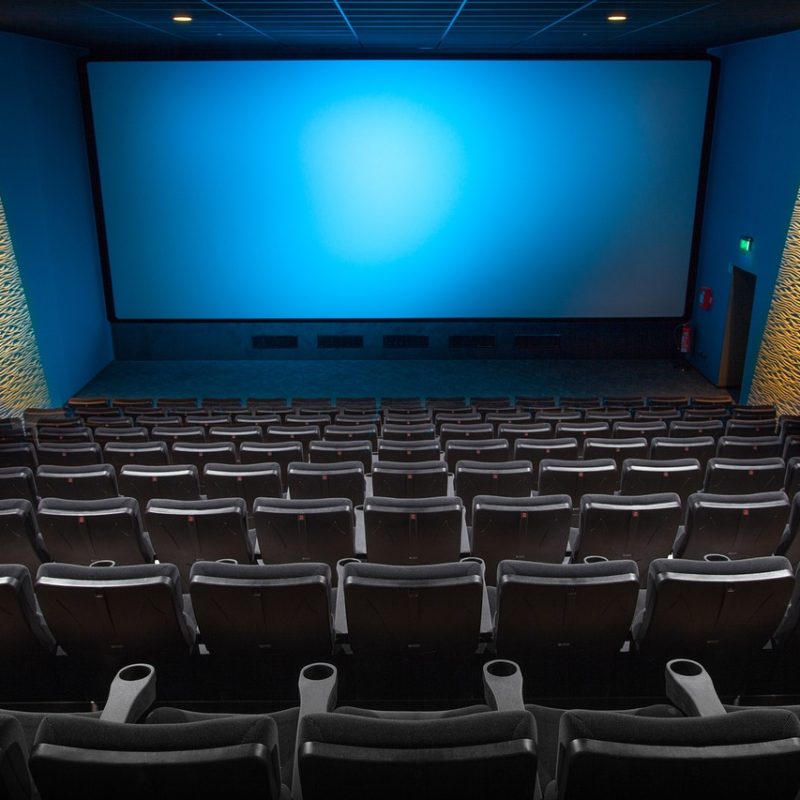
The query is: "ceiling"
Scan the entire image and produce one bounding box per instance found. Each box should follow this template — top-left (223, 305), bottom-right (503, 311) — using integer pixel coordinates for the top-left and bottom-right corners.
top-left (0, 0), bottom-right (798, 57)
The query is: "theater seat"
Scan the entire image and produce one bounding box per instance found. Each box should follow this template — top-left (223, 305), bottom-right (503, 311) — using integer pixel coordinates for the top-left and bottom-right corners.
top-left (337, 560), bottom-right (487, 657)
top-left (362, 495), bottom-right (465, 564)
top-left (371, 459), bottom-right (448, 499)
top-left (36, 496), bottom-right (153, 566)
top-left (189, 560), bottom-right (334, 656)
top-left (703, 457), bottom-right (786, 495)
top-left (471, 495), bottom-right (572, 580)
top-left (493, 559), bottom-right (639, 658)
top-left (287, 461), bottom-right (366, 507)
top-left (118, 464), bottom-right (201, 512)
top-left (619, 457), bottom-right (703, 506)
top-left (673, 491), bottom-right (790, 560)
top-left (0, 563), bottom-right (56, 657)
top-left (102, 441), bottom-right (169, 472)
top-left (144, 497), bottom-right (255, 584)
top-left (0, 498), bottom-right (48, 573)
top-left (35, 463), bottom-right (118, 501)
top-left (632, 556), bottom-right (794, 660)
top-left (35, 562), bottom-right (196, 661)
top-left (453, 460), bottom-right (535, 525)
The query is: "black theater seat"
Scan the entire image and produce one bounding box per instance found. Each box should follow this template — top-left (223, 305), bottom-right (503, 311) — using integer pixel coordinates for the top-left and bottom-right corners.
top-left (190, 560), bottom-right (334, 657)
top-left (444, 438), bottom-right (510, 472)
top-left (376, 438), bottom-right (441, 463)
top-left (703, 456), bottom-right (786, 494)
top-left (582, 436), bottom-right (649, 470)
top-left (632, 556), bottom-right (794, 660)
top-left (118, 463), bottom-right (201, 511)
top-left (255, 497), bottom-right (356, 572)
top-left (287, 460), bottom-right (366, 506)
top-left (371, 459), bottom-right (449, 499)
top-left (35, 562), bottom-right (196, 661)
top-left (362, 495), bottom-right (466, 564)
top-left (36, 496), bottom-right (153, 566)
top-left (471, 494), bottom-right (573, 580)
top-left (170, 441), bottom-right (236, 488)
top-left (309, 439), bottom-right (373, 474)
top-left (453, 460), bottom-right (535, 525)
top-left (0, 465), bottom-right (37, 504)
top-left (36, 442), bottom-right (101, 467)
top-left (673, 491), bottom-right (790, 560)
top-left (572, 493), bottom-right (682, 583)
top-left (203, 461), bottom-right (283, 516)
top-left (650, 435), bottom-right (716, 468)
top-left (337, 560), bottom-right (487, 656)
top-left (717, 434), bottom-right (784, 459)
top-left (492, 559), bottom-right (639, 658)
top-left (102, 441), bottom-right (170, 472)
top-left (144, 497), bottom-right (255, 584)
top-left (513, 438), bottom-right (579, 476)
top-left (35, 463), bottom-right (118, 501)
top-left (619, 457), bottom-right (703, 506)
top-left (0, 443), bottom-right (38, 470)
top-left (240, 440), bottom-right (304, 484)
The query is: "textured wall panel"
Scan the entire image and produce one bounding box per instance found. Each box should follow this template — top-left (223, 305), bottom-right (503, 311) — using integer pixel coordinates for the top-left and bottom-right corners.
top-left (750, 187), bottom-right (800, 414)
top-left (0, 197), bottom-right (50, 415)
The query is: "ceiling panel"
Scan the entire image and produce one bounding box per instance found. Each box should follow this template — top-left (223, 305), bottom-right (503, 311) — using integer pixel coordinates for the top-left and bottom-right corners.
top-left (0, 0), bottom-right (797, 55)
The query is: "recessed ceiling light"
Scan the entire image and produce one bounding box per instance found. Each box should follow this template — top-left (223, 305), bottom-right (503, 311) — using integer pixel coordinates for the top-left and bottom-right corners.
top-left (607, 14), bottom-right (627, 22)
top-left (173, 14), bottom-right (193, 23)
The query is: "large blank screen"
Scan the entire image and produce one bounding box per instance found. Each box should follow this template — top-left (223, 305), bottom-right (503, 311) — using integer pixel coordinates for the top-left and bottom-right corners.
top-left (87, 59), bottom-right (711, 319)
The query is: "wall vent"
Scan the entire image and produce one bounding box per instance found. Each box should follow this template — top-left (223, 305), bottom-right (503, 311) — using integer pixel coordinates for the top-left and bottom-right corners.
top-left (252, 335), bottom-right (298, 349)
top-left (383, 335), bottom-right (429, 349)
top-left (317, 335), bottom-right (363, 349)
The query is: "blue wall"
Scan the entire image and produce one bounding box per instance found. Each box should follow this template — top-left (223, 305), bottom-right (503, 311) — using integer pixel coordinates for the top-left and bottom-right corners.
top-left (0, 31), bottom-right (112, 405)
top-left (690, 29), bottom-right (800, 398)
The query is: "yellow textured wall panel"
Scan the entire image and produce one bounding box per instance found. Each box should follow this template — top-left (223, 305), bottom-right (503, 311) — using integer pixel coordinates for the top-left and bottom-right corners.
top-left (0, 196), bottom-right (51, 416)
top-left (750, 187), bottom-right (800, 414)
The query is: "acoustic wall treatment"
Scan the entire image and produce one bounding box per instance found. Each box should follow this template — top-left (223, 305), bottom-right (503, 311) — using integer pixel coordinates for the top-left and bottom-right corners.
top-left (750, 186), bottom-right (800, 414)
top-left (0, 196), bottom-right (50, 415)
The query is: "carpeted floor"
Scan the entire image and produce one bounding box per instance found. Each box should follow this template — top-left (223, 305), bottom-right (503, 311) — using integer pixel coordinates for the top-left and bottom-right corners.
top-left (78, 358), bottom-right (731, 403)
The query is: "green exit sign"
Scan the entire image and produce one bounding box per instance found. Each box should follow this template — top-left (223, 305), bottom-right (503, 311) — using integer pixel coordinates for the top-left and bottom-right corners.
top-left (739, 236), bottom-right (753, 253)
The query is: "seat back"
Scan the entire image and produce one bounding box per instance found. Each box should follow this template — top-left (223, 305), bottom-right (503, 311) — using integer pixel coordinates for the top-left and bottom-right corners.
top-left (144, 498), bottom-right (252, 584)
top-left (324, 424), bottom-right (378, 451)
top-left (632, 556), bottom-right (794, 658)
top-left (650, 436), bottom-right (716, 468)
top-left (35, 562), bottom-right (195, 658)
top-left (170, 442), bottom-right (236, 488)
top-left (102, 441), bottom-right (169, 472)
top-left (240, 441), bottom-right (304, 483)
top-left (717, 435), bottom-right (784, 459)
top-left (376, 438), bottom-right (441, 463)
top-left (551, 707), bottom-right (800, 800)
top-left (203, 462), bottom-right (283, 513)
top-left (363, 496), bottom-right (464, 565)
top-left (309, 440), bottom-right (373, 474)
top-left (472, 494), bottom-right (572, 580)
top-left (297, 709), bottom-right (537, 800)
top-left (35, 463), bottom-right (118, 501)
top-left (573, 493), bottom-right (682, 584)
top-left (118, 464), bottom-right (201, 511)
top-left (0, 564), bottom-right (56, 656)
top-left (0, 442), bottom-right (38, 470)
top-left (453, 460), bottom-right (534, 525)
top-left (703, 457), bottom-right (786, 494)
top-left (287, 461), bottom-right (366, 506)
top-left (513, 439), bottom-right (579, 476)
top-left (36, 496), bottom-right (151, 566)
top-left (30, 714), bottom-right (285, 800)
top-left (371, 460), bottom-right (448, 499)
top-left (676, 491), bottom-right (790, 560)
top-left (341, 560), bottom-right (484, 656)
top-left (189, 560), bottom-right (333, 655)
top-left (0, 498), bottom-right (44, 574)
top-left (36, 442), bottom-right (101, 467)
top-left (494, 559), bottom-right (639, 656)
top-left (254, 497), bottom-right (355, 573)
top-left (582, 437), bottom-right (649, 469)
top-left (619, 458), bottom-right (703, 505)
top-left (444, 439), bottom-right (510, 472)
top-left (538, 459), bottom-right (619, 510)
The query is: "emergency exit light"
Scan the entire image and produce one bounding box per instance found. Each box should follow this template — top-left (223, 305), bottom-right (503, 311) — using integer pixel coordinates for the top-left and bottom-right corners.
top-left (739, 236), bottom-right (754, 253)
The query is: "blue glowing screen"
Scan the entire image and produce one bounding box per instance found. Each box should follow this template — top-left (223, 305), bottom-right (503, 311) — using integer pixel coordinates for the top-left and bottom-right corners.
top-left (86, 59), bottom-right (711, 319)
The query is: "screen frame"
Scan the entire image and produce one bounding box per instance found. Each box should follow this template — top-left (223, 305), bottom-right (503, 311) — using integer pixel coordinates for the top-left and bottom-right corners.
top-left (79, 53), bottom-right (719, 325)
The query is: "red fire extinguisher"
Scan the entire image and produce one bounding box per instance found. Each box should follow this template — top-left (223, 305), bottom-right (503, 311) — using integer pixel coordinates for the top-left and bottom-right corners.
top-left (680, 323), bottom-right (693, 354)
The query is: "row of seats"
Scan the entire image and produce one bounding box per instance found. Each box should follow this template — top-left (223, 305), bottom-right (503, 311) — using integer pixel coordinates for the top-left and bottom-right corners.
top-left (5, 554), bottom-right (800, 664)
top-left (3, 486), bottom-right (800, 583)
top-left (2, 451), bottom-right (798, 512)
top-left (22, 413), bottom-right (797, 442)
top-left (4, 655), bottom-right (800, 800)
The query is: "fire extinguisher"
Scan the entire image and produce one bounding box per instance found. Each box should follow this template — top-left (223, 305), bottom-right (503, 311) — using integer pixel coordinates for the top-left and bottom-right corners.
top-left (680, 323), bottom-right (693, 354)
